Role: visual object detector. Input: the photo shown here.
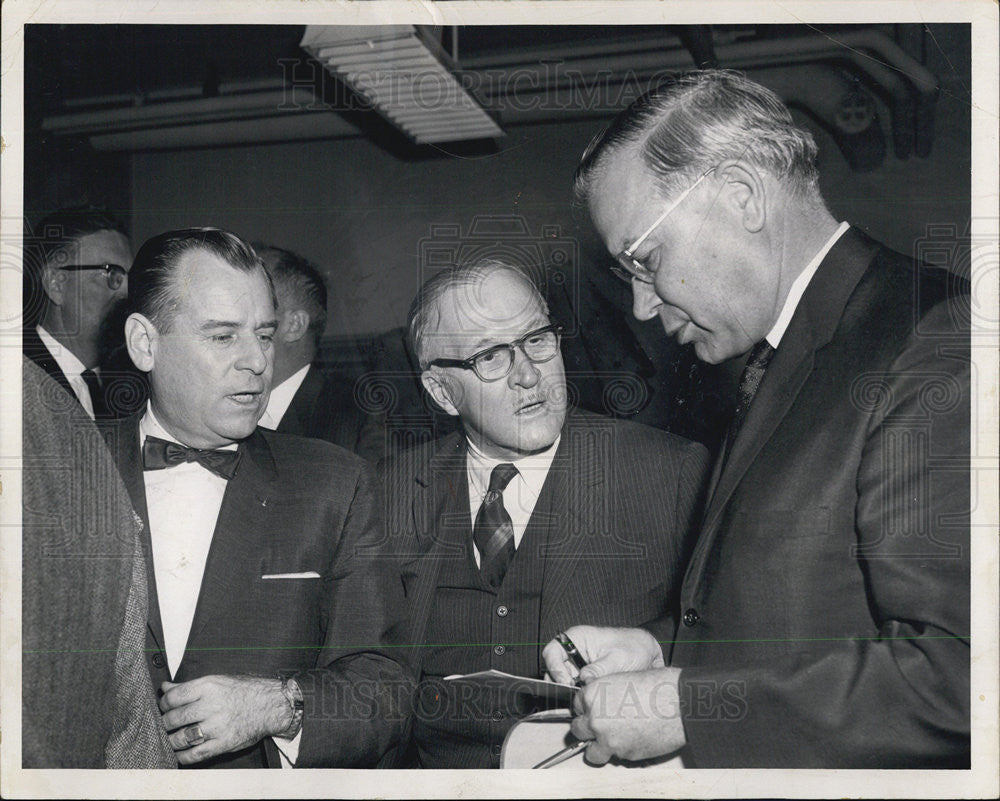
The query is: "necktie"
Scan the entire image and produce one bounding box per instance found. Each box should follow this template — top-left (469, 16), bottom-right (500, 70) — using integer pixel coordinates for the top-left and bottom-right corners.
top-left (473, 463), bottom-right (519, 590)
top-left (142, 435), bottom-right (241, 480)
top-left (80, 368), bottom-right (107, 418)
top-left (723, 340), bottom-right (776, 460)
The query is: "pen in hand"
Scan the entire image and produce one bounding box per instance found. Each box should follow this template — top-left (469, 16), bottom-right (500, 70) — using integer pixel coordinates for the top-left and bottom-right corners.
top-left (555, 631), bottom-right (588, 686)
top-left (531, 632), bottom-right (591, 768)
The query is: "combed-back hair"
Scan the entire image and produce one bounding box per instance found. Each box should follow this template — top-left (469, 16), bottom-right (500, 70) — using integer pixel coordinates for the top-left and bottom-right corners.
top-left (129, 227), bottom-right (274, 332)
top-left (407, 258), bottom-right (549, 370)
top-left (575, 69), bottom-right (821, 203)
top-left (253, 244), bottom-right (328, 344)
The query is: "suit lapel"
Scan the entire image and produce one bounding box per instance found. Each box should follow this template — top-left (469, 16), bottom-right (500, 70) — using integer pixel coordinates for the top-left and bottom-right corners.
top-left (23, 327), bottom-right (79, 404)
top-left (405, 434), bottom-right (469, 669)
top-left (179, 429), bottom-right (278, 672)
top-left (276, 365), bottom-right (322, 437)
top-left (102, 415), bottom-right (166, 654)
top-left (687, 227), bottom-right (880, 590)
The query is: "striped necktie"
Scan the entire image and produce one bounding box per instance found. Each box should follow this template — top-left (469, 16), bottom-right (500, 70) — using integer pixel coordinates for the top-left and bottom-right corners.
top-left (473, 463), bottom-right (519, 590)
top-left (723, 340), bottom-right (776, 462)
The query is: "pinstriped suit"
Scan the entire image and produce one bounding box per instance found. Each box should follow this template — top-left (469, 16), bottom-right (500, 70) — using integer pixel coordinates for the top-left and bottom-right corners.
top-left (382, 407), bottom-right (710, 766)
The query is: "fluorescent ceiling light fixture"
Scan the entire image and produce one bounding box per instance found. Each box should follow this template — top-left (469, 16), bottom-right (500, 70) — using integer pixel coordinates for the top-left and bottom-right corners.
top-left (301, 25), bottom-right (503, 145)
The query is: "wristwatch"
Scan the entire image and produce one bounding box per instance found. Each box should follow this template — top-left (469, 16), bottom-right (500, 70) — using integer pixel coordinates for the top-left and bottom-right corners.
top-left (277, 675), bottom-right (304, 739)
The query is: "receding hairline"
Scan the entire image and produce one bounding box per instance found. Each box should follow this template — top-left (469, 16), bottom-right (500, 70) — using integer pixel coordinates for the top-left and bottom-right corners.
top-left (411, 264), bottom-right (549, 368)
top-left (151, 244), bottom-right (274, 329)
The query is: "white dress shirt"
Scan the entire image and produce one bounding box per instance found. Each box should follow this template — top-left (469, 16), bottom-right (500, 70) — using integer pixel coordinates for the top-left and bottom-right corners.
top-left (765, 221), bottom-right (850, 348)
top-left (36, 324), bottom-right (97, 419)
top-left (140, 406), bottom-right (233, 677)
top-left (140, 405), bottom-right (301, 766)
top-left (258, 364), bottom-right (311, 430)
top-left (465, 436), bottom-right (561, 567)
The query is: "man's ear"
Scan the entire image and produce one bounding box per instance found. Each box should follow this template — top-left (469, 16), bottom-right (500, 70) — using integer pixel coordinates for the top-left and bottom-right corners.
top-left (716, 159), bottom-right (766, 233)
top-left (40, 264), bottom-right (67, 306)
top-left (124, 313), bottom-right (157, 374)
top-left (420, 369), bottom-right (460, 417)
top-left (280, 309), bottom-right (310, 344)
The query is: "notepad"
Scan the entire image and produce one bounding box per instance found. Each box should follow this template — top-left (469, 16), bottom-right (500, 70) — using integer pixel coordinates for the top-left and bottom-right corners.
top-left (443, 669), bottom-right (578, 706)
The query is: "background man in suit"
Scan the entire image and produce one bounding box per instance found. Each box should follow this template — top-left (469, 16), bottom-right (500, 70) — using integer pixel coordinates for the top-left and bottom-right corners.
top-left (103, 227), bottom-right (410, 768)
top-left (255, 243), bottom-right (381, 460)
top-left (23, 206), bottom-right (134, 419)
top-left (543, 69), bottom-right (970, 768)
top-left (22, 357), bottom-right (176, 769)
top-left (382, 258), bottom-right (710, 768)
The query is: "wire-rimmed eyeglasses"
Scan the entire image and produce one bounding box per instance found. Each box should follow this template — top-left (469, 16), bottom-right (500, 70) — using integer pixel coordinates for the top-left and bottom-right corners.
top-left (611, 168), bottom-right (715, 285)
top-left (429, 324), bottom-right (563, 383)
top-left (58, 263), bottom-right (128, 291)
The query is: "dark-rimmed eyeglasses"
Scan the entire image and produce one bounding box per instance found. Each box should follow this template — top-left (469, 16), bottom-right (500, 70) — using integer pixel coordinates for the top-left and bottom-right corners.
top-left (611, 168), bottom-right (715, 286)
top-left (429, 324), bottom-right (563, 383)
top-left (58, 263), bottom-right (128, 291)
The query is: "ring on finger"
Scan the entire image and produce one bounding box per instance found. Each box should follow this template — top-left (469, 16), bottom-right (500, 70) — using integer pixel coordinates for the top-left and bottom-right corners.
top-left (183, 724), bottom-right (206, 747)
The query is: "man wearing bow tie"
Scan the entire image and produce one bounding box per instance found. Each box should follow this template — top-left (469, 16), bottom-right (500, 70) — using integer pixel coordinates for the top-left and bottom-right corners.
top-left (100, 227), bottom-right (410, 768)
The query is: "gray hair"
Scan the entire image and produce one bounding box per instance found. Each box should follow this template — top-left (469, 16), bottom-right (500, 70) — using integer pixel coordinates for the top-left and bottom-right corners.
top-left (407, 258), bottom-right (549, 370)
top-left (576, 69), bottom-right (822, 203)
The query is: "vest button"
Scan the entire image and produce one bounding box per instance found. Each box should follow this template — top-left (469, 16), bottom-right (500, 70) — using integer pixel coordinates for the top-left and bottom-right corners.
top-left (492, 710), bottom-right (504, 722)
top-left (682, 609), bottom-right (700, 627)
top-left (152, 652), bottom-right (167, 669)
top-left (493, 644), bottom-right (506, 655)
top-left (496, 605), bottom-right (509, 617)
top-left (492, 744), bottom-right (502, 756)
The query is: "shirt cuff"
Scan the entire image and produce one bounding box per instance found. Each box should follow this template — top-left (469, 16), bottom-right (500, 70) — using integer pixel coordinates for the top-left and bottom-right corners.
top-left (272, 728), bottom-right (303, 768)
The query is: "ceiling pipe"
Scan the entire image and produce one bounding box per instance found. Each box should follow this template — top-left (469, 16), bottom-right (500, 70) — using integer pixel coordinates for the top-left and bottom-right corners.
top-left (41, 28), bottom-right (935, 164)
top-left (463, 29), bottom-right (936, 161)
top-left (674, 25), bottom-right (719, 69)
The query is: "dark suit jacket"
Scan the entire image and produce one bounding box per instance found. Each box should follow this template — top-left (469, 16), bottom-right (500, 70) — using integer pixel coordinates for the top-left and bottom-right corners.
top-left (670, 227), bottom-right (970, 767)
top-left (101, 415), bottom-right (412, 768)
top-left (277, 364), bottom-right (383, 463)
top-left (382, 407), bottom-right (711, 688)
top-left (23, 326), bottom-right (148, 419)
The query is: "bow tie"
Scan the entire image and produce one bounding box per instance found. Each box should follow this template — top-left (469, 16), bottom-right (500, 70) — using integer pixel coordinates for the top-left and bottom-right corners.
top-left (142, 435), bottom-right (241, 480)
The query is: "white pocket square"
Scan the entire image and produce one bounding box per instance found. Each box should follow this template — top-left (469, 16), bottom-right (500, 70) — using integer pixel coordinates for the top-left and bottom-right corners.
top-left (261, 571), bottom-right (321, 580)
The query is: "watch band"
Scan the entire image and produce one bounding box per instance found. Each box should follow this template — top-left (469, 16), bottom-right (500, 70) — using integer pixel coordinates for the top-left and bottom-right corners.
top-left (277, 675), bottom-right (304, 740)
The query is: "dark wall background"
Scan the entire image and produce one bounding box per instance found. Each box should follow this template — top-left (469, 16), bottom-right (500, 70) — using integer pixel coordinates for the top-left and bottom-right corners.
top-left (23, 24), bottom-right (972, 451)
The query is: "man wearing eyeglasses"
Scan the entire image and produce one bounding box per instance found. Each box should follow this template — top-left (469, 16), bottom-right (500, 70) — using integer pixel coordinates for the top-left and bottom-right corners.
top-left (381, 258), bottom-right (710, 768)
top-left (23, 206), bottom-right (134, 420)
top-left (542, 70), bottom-right (970, 768)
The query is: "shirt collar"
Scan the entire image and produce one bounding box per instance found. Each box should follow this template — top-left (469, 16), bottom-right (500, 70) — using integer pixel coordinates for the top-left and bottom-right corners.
top-left (140, 402), bottom-right (238, 451)
top-left (36, 324), bottom-right (89, 379)
top-left (261, 363), bottom-right (311, 429)
top-left (466, 434), bottom-right (561, 503)
top-left (765, 221), bottom-right (850, 349)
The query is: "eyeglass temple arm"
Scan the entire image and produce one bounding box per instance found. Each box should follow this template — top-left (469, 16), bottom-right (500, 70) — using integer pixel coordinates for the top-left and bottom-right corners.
top-left (625, 169), bottom-right (714, 253)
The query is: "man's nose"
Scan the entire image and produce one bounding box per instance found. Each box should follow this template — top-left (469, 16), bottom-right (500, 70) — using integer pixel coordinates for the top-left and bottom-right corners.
top-left (631, 279), bottom-right (661, 321)
top-left (508, 348), bottom-right (541, 389)
top-left (235, 336), bottom-right (269, 375)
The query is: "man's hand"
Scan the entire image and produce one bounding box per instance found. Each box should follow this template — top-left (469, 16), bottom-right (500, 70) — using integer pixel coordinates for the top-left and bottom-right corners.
top-left (542, 626), bottom-right (665, 685)
top-left (571, 667), bottom-right (686, 765)
top-left (159, 675), bottom-right (292, 765)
